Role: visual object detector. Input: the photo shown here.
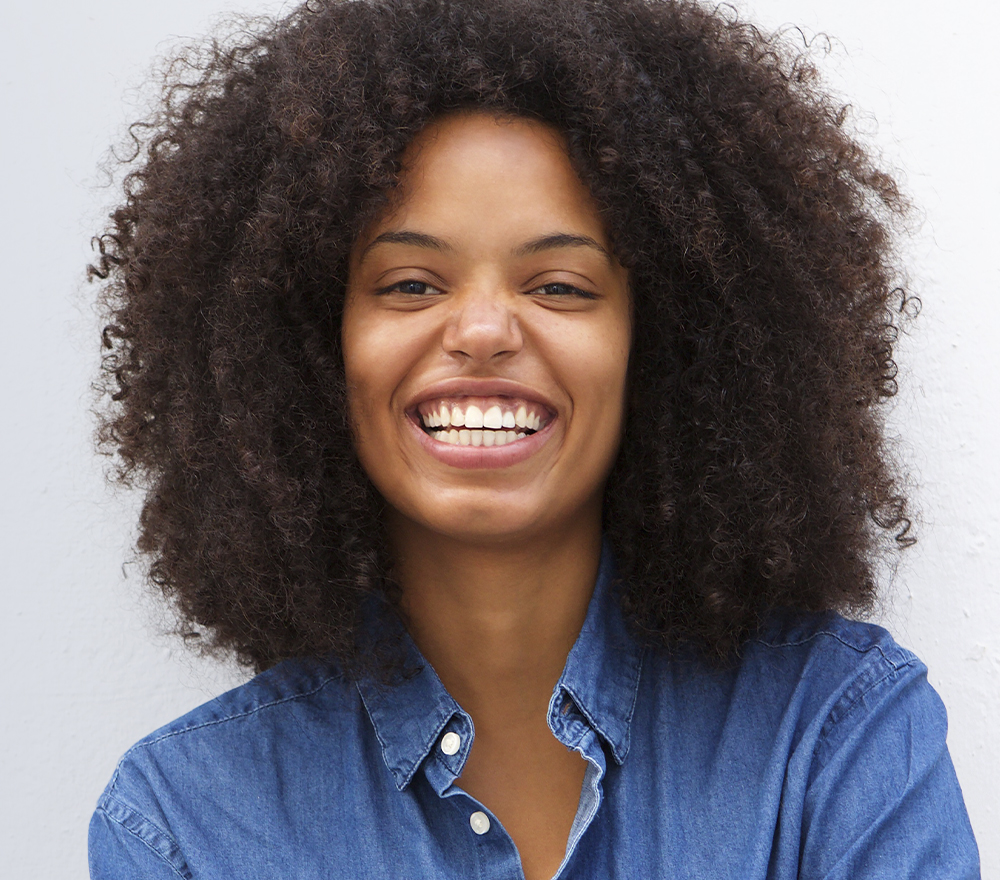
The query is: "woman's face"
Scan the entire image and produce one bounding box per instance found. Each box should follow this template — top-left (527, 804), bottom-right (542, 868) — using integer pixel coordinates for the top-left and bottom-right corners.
top-left (343, 112), bottom-right (631, 546)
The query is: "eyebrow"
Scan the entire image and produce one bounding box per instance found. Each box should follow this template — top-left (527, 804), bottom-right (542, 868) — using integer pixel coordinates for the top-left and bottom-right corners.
top-left (357, 230), bottom-right (613, 264)
top-left (358, 230), bottom-right (451, 261)
top-left (512, 233), bottom-right (612, 263)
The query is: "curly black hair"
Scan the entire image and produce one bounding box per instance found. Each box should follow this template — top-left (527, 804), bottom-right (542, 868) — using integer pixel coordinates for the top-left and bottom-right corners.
top-left (91, 0), bottom-right (914, 674)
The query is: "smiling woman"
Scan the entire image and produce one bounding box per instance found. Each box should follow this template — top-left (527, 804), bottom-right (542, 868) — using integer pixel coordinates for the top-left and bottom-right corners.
top-left (340, 114), bottom-right (633, 863)
top-left (88, 0), bottom-right (979, 878)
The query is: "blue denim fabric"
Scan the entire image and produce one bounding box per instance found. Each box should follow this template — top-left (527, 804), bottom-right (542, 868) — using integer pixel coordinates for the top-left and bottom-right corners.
top-left (90, 547), bottom-right (980, 879)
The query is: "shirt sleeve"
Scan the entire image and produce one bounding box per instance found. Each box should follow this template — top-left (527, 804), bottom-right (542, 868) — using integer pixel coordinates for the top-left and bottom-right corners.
top-left (89, 795), bottom-right (192, 880)
top-left (800, 653), bottom-right (980, 880)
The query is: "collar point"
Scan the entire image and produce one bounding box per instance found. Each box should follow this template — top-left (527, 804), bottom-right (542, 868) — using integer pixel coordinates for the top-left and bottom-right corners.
top-left (391, 770), bottom-right (414, 792)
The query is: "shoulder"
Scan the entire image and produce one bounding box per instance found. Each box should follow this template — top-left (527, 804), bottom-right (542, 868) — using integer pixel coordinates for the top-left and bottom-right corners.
top-left (646, 610), bottom-right (927, 705)
top-left (638, 610), bottom-right (942, 770)
top-left (749, 610), bottom-right (924, 703)
top-left (119, 656), bottom-right (357, 752)
top-left (745, 615), bottom-right (980, 877)
top-left (753, 609), bottom-right (918, 669)
top-left (631, 612), bottom-right (979, 875)
top-left (740, 611), bottom-right (942, 760)
top-left (98, 658), bottom-right (362, 819)
top-left (90, 660), bottom-right (389, 877)
top-left (722, 612), bottom-right (962, 804)
top-left (749, 611), bottom-right (936, 740)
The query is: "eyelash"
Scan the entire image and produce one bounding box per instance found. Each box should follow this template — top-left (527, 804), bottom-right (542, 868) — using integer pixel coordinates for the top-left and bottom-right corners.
top-left (376, 280), bottom-right (440, 296)
top-left (533, 282), bottom-right (597, 300)
top-left (376, 280), bottom-right (597, 300)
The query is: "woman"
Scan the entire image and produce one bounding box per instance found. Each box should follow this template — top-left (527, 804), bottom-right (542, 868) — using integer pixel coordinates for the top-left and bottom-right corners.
top-left (88, 0), bottom-right (979, 877)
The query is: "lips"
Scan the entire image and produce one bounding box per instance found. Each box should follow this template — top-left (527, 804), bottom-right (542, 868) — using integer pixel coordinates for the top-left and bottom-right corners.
top-left (404, 380), bottom-right (557, 466)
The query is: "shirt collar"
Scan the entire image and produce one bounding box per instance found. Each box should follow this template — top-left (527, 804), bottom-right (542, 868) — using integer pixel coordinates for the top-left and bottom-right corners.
top-left (356, 632), bottom-right (464, 791)
top-left (552, 542), bottom-right (644, 765)
top-left (356, 539), bottom-right (644, 790)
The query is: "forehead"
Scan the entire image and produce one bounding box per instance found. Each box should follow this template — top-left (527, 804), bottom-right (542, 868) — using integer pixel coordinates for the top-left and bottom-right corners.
top-left (400, 111), bottom-right (569, 180)
top-left (356, 111), bottom-right (614, 254)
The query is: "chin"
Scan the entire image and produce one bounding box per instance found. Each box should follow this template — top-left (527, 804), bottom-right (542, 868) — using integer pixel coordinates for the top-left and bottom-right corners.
top-left (387, 494), bottom-right (549, 546)
top-left (433, 511), bottom-right (546, 545)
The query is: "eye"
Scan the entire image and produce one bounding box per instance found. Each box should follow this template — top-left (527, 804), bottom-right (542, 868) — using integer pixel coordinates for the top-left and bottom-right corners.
top-left (377, 279), bottom-right (443, 296)
top-left (531, 282), bottom-right (597, 300)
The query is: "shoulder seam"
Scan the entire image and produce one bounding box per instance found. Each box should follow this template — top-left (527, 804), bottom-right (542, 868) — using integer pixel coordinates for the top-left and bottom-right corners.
top-left (756, 628), bottom-right (909, 670)
top-left (128, 672), bottom-right (343, 752)
top-left (94, 801), bottom-right (192, 880)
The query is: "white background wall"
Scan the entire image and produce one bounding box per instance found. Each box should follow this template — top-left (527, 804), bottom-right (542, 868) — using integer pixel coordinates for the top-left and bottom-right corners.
top-left (1, 0), bottom-right (996, 876)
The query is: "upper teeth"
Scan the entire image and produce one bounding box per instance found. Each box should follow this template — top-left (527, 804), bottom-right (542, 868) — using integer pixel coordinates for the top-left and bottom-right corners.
top-left (420, 402), bottom-right (544, 432)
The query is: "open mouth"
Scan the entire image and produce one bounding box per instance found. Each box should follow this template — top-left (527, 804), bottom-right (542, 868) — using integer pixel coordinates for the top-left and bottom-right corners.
top-left (414, 397), bottom-right (552, 447)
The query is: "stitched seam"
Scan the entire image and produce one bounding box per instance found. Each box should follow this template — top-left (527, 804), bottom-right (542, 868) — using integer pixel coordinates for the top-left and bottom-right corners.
top-left (106, 672), bottom-right (344, 801)
top-left (358, 685), bottom-right (458, 789)
top-left (356, 684), bottom-right (401, 787)
top-left (133, 673), bottom-right (342, 749)
top-left (417, 712), bottom-right (460, 785)
top-left (562, 682), bottom-right (622, 758)
top-left (625, 647), bottom-right (644, 725)
top-left (552, 712), bottom-right (593, 753)
top-left (619, 646), bottom-right (644, 757)
top-left (562, 684), bottom-right (601, 735)
top-left (756, 629), bottom-right (905, 670)
top-left (822, 658), bottom-right (921, 734)
top-left (558, 641), bottom-right (642, 764)
top-left (95, 803), bottom-right (191, 880)
top-left (567, 720), bottom-right (593, 752)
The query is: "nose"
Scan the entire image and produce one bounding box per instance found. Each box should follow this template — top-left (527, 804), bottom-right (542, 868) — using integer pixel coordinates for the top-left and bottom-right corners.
top-left (441, 284), bottom-right (523, 364)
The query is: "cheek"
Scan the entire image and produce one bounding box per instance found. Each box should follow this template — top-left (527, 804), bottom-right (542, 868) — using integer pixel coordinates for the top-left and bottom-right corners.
top-left (340, 327), bottom-right (397, 495)
top-left (340, 317), bottom-right (370, 425)
top-left (577, 319), bottom-right (631, 462)
top-left (340, 301), bottom-right (393, 447)
top-left (340, 302), bottom-right (433, 441)
top-left (556, 317), bottom-right (631, 406)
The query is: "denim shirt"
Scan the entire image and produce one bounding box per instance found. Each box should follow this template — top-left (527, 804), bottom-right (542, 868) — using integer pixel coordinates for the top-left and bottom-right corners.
top-left (89, 548), bottom-right (980, 879)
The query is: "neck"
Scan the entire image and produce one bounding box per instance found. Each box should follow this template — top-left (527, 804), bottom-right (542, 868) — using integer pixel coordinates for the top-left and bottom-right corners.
top-left (389, 512), bottom-right (603, 721)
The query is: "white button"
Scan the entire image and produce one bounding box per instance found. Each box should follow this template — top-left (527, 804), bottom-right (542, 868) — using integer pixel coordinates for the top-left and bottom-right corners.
top-left (440, 731), bottom-right (461, 756)
top-left (469, 811), bottom-right (491, 835)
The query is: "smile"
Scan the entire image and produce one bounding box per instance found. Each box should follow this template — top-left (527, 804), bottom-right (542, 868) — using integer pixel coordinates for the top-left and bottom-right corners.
top-left (415, 397), bottom-right (551, 447)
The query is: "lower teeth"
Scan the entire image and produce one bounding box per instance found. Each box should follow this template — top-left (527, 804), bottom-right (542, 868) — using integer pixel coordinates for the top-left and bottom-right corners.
top-left (430, 429), bottom-right (528, 447)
